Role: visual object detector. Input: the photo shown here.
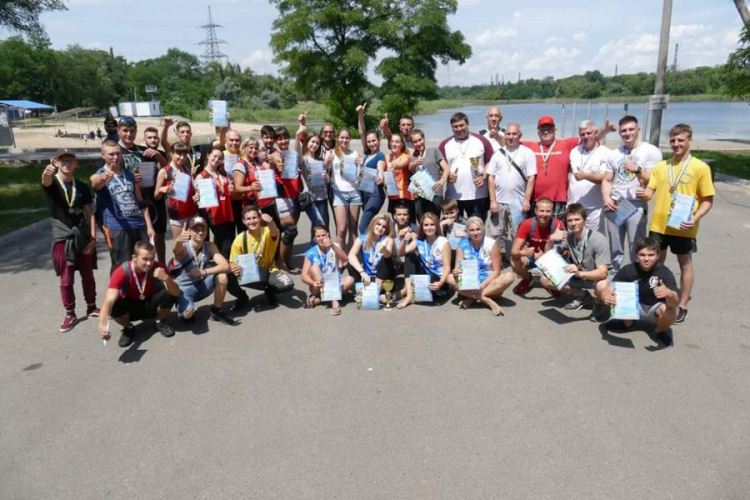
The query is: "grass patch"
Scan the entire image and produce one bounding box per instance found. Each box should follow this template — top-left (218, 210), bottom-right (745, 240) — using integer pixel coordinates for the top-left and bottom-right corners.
top-left (0, 161), bottom-right (100, 211)
top-left (0, 210), bottom-right (48, 236)
top-left (681, 150), bottom-right (750, 180)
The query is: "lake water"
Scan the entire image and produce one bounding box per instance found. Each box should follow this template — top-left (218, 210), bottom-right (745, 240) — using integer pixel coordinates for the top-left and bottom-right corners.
top-left (413, 101), bottom-right (749, 142)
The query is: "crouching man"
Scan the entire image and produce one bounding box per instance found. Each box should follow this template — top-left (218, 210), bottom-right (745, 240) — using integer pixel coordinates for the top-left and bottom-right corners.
top-left (173, 216), bottom-right (237, 325)
top-left (98, 241), bottom-right (179, 347)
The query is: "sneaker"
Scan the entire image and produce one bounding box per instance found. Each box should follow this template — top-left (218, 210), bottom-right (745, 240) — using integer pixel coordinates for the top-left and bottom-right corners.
top-left (118, 325), bottom-right (135, 347)
top-left (59, 313), bottom-right (78, 332)
top-left (230, 296), bottom-right (249, 312)
top-left (564, 292), bottom-right (593, 311)
top-left (86, 304), bottom-right (101, 318)
top-left (675, 307), bottom-right (688, 324)
top-left (210, 308), bottom-right (238, 326)
top-left (655, 330), bottom-right (673, 347)
top-left (589, 302), bottom-right (610, 322)
top-left (154, 320), bottom-right (175, 338)
top-left (513, 276), bottom-right (533, 296)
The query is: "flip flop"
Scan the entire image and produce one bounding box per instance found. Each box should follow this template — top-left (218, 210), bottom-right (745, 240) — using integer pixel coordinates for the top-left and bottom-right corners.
top-left (330, 306), bottom-right (341, 316)
top-left (306, 295), bottom-right (320, 309)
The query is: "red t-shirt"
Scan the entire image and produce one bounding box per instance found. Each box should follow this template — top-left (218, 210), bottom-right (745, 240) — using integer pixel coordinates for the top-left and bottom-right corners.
top-left (515, 217), bottom-right (565, 253)
top-left (109, 261), bottom-right (168, 300)
top-left (236, 159), bottom-right (279, 209)
top-left (164, 165), bottom-right (199, 220)
top-left (197, 170), bottom-right (233, 225)
top-left (523, 137), bottom-right (579, 202)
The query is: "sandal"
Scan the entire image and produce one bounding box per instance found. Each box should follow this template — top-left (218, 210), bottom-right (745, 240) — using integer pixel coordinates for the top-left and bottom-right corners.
top-left (330, 305), bottom-right (342, 316)
top-left (306, 295), bottom-right (320, 309)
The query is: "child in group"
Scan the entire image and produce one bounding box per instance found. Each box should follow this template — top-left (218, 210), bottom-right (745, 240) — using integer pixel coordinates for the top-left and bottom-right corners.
top-left (301, 224), bottom-right (355, 316)
top-left (154, 142), bottom-right (200, 240)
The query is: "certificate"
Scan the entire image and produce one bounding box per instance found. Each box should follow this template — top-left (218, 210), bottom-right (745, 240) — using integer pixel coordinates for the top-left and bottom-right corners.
top-left (341, 156), bottom-right (359, 184)
top-left (458, 259), bottom-right (480, 291)
top-left (307, 159), bottom-right (325, 188)
top-left (224, 153), bottom-right (239, 170)
top-left (137, 161), bottom-right (156, 188)
top-left (281, 150), bottom-right (299, 179)
top-left (357, 167), bottom-right (377, 194)
top-left (384, 171), bottom-right (399, 197)
top-left (408, 170), bottom-right (436, 201)
top-left (604, 198), bottom-right (638, 227)
top-left (235, 253), bottom-right (260, 285)
top-left (611, 281), bottom-right (640, 320)
top-left (534, 249), bottom-right (574, 291)
top-left (355, 282), bottom-right (380, 310)
top-left (256, 169), bottom-right (278, 200)
top-left (448, 223), bottom-right (466, 250)
top-left (209, 99), bottom-right (229, 127)
top-left (320, 272), bottom-right (342, 302)
top-left (194, 178), bottom-right (219, 209)
top-left (666, 193), bottom-right (696, 230)
top-left (171, 170), bottom-right (191, 203)
top-left (410, 274), bottom-right (433, 303)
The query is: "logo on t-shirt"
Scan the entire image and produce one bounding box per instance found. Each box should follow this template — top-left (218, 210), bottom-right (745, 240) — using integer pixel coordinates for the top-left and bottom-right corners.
top-left (648, 276), bottom-right (660, 290)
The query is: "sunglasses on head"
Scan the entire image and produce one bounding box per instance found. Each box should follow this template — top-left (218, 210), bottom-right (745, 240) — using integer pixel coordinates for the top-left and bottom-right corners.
top-left (119, 116), bottom-right (137, 126)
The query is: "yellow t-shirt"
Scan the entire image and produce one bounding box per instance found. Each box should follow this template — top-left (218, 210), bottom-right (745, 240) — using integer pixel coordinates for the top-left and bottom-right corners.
top-left (229, 226), bottom-right (279, 271)
top-left (647, 157), bottom-right (715, 238)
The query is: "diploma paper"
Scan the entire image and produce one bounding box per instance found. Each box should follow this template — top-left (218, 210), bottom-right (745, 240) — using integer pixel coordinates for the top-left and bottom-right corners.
top-left (666, 193), bottom-right (696, 231)
top-left (320, 272), bottom-right (342, 302)
top-left (171, 171), bottom-right (191, 203)
top-left (224, 153), bottom-right (239, 170)
top-left (458, 259), bottom-right (480, 291)
top-left (256, 169), bottom-right (278, 200)
top-left (535, 249), bottom-right (574, 291)
top-left (195, 178), bottom-right (219, 209)
top-left (411, 274), bottom-right (433, 302)
top-left (357, 167), bottom-right (377, 194)
top-left (384, 171), bottom-right (399, 197)
top-left (611, 281), bottom-right (640, 320)
top-left (448, 223), bottom-right (466, 250)
top-left (308, 159), bottom-right (325, 188)
top-left (355, 282), bottom-right (380, 310)
top-left (341, 156), bottom-right (359, 184)
top-left (408, 170), bottom-right (436, 201)
top-left (605, 198), bottom-right (638, 227)
top-left (209, 99), bottom-right (229, 127)
top-left (281, 150), bottom-right (299, 179)
top-left (236, 253), bottom-right (260, 285)
top-left (137, 161), bottom-right (156, 188)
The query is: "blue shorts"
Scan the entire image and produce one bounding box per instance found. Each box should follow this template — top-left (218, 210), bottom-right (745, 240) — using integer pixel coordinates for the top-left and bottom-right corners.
top-left (332, 188), bottom-right (362, 207)
top-left (177, 276), bottom-right (216, 315)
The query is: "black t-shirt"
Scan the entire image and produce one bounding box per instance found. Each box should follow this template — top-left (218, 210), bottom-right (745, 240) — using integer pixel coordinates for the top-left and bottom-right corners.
top-left (613, 262), bottom-right (677, 306)
top-left (43, 178), bottom-right (93, 228)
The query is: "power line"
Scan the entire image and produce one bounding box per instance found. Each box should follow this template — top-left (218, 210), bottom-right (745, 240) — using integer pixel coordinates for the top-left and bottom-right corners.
top-left (199, 6), bottom-right (228, 64)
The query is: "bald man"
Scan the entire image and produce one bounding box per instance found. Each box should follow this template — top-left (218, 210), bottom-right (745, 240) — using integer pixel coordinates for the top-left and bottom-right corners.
top-left (478, 106), bottom-right (505, 152)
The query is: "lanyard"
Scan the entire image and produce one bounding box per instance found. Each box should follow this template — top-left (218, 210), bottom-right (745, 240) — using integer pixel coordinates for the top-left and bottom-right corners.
top-left (539, 141), bottom-right (556, 173)
top-left (130, 261), bottom-right (147, 299)
top-left (110, 169), bottom-right (127, 190)
top-left (569, 229), bottom-right (590, 268)
top-left (421, 238), bottom-right (435, 267)
top-left (187, 242), bottom-right (206, 270)
top-left (668, 155), bottom-right (692, 193)
top-left (576, 145), bottom-right (599, 172)
top-left (501, 147), bottom-right (519, 172)
top-left (54, 175), bottom-right (76, 211)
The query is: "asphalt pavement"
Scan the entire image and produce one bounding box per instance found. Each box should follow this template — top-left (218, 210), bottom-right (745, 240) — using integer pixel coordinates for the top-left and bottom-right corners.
top-left (1, 179), bottom-right (749, 499)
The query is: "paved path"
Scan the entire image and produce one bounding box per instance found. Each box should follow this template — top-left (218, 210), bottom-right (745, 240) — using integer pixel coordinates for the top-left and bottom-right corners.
top-left (1, 181), bottom-right (749, 499)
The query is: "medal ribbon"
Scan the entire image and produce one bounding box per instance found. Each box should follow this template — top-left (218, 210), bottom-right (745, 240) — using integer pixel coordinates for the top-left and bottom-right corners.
top-left (668, 155), bottom-right (692, 193)
top-left (130, 261), bottom-right (147, 298)
top-left (54, 174), bottom-right (76, 210)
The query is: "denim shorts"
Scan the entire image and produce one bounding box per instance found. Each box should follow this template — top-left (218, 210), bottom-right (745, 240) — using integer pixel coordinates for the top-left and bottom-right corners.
top-left (177, 276), bottom-right (216, 315)
top-left (332, 188), bottom-right (362, 207)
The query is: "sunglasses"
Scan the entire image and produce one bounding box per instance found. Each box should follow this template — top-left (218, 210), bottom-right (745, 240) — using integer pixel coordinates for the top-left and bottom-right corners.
top-left (119, 116), bottom-right (137, 126)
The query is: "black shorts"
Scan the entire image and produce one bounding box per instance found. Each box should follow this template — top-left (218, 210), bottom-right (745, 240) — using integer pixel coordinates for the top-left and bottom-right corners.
top-left (111, 287), bottom-right (176, 320)
top-left (104, 226), bottom-right (148, 268)
top-left (649, 231), bottom-right (697, 255)
top-left (140, 187), bottom-right (167, 234)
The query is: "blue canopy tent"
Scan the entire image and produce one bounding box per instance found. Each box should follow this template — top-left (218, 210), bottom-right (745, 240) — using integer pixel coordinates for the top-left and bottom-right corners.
top-left (0, 99), bottom-right (54, 120)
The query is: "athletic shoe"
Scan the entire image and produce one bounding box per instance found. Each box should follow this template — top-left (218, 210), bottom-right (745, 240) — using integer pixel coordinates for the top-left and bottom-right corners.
top-left (513, 277), bottom-right (533, 296)
top-left (86, 305), bottom-right (101, 318)
top-left (118, 325), bottom-right (135, 348)
top-left (230, 296), bottom-right (249, 312)
top-left (210, 308), bottom-right (238, 326)
top-left (589, 302), bottom-right (610, 323)
top-left (655, 330), bottom-right (674, 347)
top-left (675, 307), bottom-right (688, 324)
top-left (59, 313), bottom-right (78, 332)
top-left (154, 320), bottom-right (175, 338)
top-left (564, 292), bottom-right (593, 311)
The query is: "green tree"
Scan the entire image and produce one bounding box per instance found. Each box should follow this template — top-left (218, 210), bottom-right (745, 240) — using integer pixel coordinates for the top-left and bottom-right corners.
top-left (0, 0), bottom-right (65, 37)
top-left (269, 0), bottom-right (470, 126)
top-left (726, 27), bottom-right (750, 100)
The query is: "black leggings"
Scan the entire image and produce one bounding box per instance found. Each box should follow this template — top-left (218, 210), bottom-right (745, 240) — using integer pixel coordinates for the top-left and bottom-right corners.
top-left (347, 257), bottom-right (398, 282)
top-left (111, 287), bottom-right (176, 321)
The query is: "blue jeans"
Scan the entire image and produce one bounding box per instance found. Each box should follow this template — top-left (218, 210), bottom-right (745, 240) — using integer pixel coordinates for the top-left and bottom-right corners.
top-left (359, 186), bottom-right (385, 234)
top-left (305, 199), bottom-right (330, 229)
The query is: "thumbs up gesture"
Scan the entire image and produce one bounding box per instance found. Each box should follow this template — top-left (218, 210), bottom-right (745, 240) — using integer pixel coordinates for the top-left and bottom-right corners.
top-left (653, 278), bottom-right (669, 299)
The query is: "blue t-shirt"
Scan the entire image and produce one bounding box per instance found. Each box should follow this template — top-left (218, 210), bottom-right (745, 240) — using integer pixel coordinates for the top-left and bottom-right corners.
top-left (363, 151), bottom-right (385, 171)
top-left (359, 234), bottom-right (387, 277)
top-left (95, 166), bottom-right (144, 230)
top-left (457, 236), bottom-right (496, 281)
top-left (304, 244), bottom-right (338, 273)
top-left (416, 236), bottom-right (449, 277)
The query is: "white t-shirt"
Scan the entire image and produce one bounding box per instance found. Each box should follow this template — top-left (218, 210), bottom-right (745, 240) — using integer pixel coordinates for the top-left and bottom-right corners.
top-left (606, 142), bottom-right (662, 201)
top-left (568, 144), bottom-right (609, 209)
top-left (442, 135), bottom-right (490, 201)
top-left (486, 144), bottom-right (537, 205)
top-left (481, 130), bottom-right (504, 152)
top-left (331, 150), bottom-right (359, 192)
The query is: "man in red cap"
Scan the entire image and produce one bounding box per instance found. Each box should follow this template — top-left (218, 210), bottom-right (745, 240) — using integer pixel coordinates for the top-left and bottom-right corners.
top-left (41, 149), bottom-right (100, 332)
top-left (523, 116), bottom-right (612, 221)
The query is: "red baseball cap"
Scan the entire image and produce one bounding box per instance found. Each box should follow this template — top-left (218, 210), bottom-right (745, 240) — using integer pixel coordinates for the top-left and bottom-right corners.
top-left (537, 116), bottom-right (555, 127)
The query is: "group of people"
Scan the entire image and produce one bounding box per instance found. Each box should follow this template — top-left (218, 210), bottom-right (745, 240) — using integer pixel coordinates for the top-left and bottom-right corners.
top-left (43, 104), bottom-right (714, 349)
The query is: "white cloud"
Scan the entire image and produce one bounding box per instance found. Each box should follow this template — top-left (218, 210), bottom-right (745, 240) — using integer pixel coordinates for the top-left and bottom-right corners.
top-left (525, 47), bottom-right (581, 72)
top-left (593, 31), bottom-right (659, 73)
top-left (545, 36), bottom-right (565, 45)
top-left (474, 27), bottom-right (518, 46)
top-left (513, 11), bottom-right (521, 22)
top-left (241, 49), bottom-right (277, 73)
top-left (573, 33), bottom-right (588, 42)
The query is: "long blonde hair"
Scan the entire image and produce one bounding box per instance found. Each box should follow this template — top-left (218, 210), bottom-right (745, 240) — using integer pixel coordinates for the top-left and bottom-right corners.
top-left (365, 214), bottom-right (392, 250)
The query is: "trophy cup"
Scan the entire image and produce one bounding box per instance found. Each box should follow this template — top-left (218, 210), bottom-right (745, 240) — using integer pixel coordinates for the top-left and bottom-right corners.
top-left (382, 280), bottom-right (394, 310)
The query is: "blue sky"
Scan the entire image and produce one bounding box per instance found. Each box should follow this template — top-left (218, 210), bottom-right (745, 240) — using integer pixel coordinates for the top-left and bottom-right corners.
top-left (3, 0), bottom-right (745, 86)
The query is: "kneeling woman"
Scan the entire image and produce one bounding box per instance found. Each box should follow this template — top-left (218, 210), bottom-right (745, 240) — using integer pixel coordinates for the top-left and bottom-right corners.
top-left (301, 224), bottom-right (355, 315)
top-left (347, 214), bottom-right (397, 301)
top-left (398, 212), bottom-right (455, 309)
top-left (453, 216), bottom-right (515, 316)
top-left (229, 205), bottom-right (294, 308)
